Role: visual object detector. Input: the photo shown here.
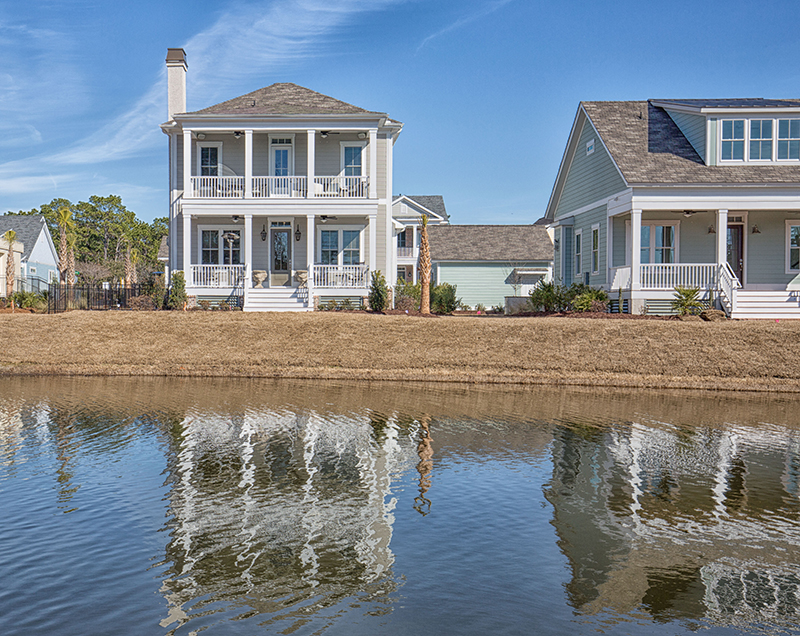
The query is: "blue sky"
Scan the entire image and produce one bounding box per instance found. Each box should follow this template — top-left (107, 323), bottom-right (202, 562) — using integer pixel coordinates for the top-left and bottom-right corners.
top-left (2, 0), bottom-right (800, 224)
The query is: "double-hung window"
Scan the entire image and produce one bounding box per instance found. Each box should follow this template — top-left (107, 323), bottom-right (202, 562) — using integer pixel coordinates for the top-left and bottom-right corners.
top-left (749, 120), bottom-right (773, 160)
top-left (342, 144), bottom-right (363, 177)
top-left (201, 229), bottom-right (240, 265)
top-left (721, 120), bottom-right (745, 161)
top-left (574, 230), bottom-right (582, 277)
top-left (640, 224), bottom-right (675, 264)
top-left (319, 228), bottom-right (363, 266)
top-left (778, 119), bottom-right (800, 160)
top-left (591, 225), bottom-right (600, 274)
top-left (787, 222), bottom-right (800, 273)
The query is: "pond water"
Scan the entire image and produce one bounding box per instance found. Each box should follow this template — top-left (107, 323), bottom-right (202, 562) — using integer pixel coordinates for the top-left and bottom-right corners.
top-left (1, 378), bottom-right (799, 636)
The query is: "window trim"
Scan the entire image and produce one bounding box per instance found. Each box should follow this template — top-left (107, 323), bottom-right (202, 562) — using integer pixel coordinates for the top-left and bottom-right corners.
top-left (591, 224), bottom-right (600, 275)
top-left (574, 228), bottom-right (582, 277)
top-left (196, 142), bottom-right (223, 177)
top-left (718, 117), bottom-right (800, 164)
top-left (197, 225), bottom-right (242, 266)
top-left (786, 220), bottom-right (800, 274)
top-left (625, 220), bottom-right (680, 266)
top-left (317, 225), bottom-right (365, 266)
top-left (340, 141), bottom-right (366, 177)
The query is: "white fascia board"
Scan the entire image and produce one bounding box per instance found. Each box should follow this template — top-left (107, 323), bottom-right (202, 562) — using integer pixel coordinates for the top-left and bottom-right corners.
top-left (176, 114), bottom-right (387, 131)
top-left (630, 184), bottom-right (800, 211)
top-left (700, 107), bottom-right (800, 115)
top-left (391, 195), bottom-right (446, 221)
top-left (649, 101), bottom-right (703, 115)
top-left (182, 200), bottom-right (379, 216)
top-left (40, 225), bottom-right (60, 266)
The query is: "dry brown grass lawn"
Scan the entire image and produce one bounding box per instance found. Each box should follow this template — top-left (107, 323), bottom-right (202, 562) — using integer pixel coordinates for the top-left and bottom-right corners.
top-left (2, 311), bottom-right (800, 392)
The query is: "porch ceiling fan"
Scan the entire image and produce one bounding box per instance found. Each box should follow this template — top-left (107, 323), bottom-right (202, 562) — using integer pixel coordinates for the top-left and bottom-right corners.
top-left (674, 210), bottom-right (704, 217)
top-left (319, 215), bottom-right (338, 223)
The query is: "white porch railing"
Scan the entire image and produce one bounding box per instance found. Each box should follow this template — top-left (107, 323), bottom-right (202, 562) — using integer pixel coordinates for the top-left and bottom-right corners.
top-left (312, 264), bottom-right (369, 288)
top-left (251, 176), bottom-right (307, 198)
top-left (186, 175), bottom-right (370, 198)
top-left (189, 176), bottom-right (245, 198)
top-left (397, 246), bottom-right (415, 258)
top-left (640, 263), bottom-right (719, 289)
top-left (718, 262), bottom-right (741, 315)
top-left (313, 176), bottom-right (369, 198)
top-left (190, 264), bottom-right (246, 288)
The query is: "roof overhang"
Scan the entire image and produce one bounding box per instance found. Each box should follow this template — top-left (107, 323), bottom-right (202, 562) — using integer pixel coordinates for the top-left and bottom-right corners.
top-left (650, 99), bottom-right (800, 116)
top-left (391, 195), bottom-right (447, 222)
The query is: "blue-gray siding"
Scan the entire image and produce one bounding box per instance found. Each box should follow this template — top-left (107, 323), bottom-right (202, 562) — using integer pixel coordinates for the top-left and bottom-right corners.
top-left (554, 118), bottom-right (627, 219)
top-left (665, 109), bottom-right (706, 162)
top-left (436, 261), bottom-right (550, 308)
top-left (571, 205), bottom-right (607, 287)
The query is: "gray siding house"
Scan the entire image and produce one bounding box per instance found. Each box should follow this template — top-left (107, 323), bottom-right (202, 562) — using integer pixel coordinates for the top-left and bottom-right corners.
top-left (392, 195), bottom-right (449, 284)
top-left (429, 225), bottom-right (553, 309)
top-left (545, 99), bottom-right (800, 318)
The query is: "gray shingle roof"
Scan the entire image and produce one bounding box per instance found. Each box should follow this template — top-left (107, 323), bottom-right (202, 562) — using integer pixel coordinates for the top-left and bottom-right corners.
top-left (187, 83), bottom-right (387, 117)
top-left (428, 225), bottom-right (553, 262)
top-left (582, 101), bottom-right (800, 184)
top-left (0, 215), bottom-right (48, 260)
top-left (393, 195), bottom-right (449, 220)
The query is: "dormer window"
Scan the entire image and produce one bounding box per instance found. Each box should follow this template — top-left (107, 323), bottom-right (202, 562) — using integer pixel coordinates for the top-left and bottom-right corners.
top-left (721, 120), bottom-right (744, 160)
top-left (778, 119), bottom-right (800, 160)
top-left (719, 117), bottom-right (800, 163)
top-left (749, 120), bottom-right (772, 160)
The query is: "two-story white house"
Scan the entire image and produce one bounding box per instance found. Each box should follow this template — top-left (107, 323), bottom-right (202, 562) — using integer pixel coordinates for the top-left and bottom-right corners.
top-left (545, 99), bottom-right (800, 318)
top-left (161, 48), bottom-right (402, 310)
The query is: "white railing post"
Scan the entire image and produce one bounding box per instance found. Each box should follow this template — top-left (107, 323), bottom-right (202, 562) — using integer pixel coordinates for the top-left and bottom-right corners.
top-left (182, 212), bottom-right (192, 284)
top-left (369, 129), bottom-right (377, 199)
top-left (307, 130), bottom-right (316, 199)
top-left (716, 209), bottom-right (728, 267)
top-left (244, 214), bottom-right (252, 292)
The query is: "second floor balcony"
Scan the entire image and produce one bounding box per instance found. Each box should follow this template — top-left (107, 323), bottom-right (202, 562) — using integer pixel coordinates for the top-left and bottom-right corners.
top-left (187, 175), bottom-right (370, 199)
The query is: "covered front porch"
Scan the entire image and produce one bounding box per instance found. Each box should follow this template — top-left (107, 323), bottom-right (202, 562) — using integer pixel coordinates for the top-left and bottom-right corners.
top-left (179, 211), bottom-right (377, 311)
top-left (606, 207), bottom-right (800, 318)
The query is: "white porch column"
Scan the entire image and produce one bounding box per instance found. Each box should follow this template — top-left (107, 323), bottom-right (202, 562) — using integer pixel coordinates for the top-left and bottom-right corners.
top-left (244, 130), bottom-right (253, 198)
top-left (716, 209), bottom-right (728, 266)
top-left (307, 130), bottom-right (316, 198)
top-left (368, 129), bottom-right (378, 199)
top-left (605, 216), bottom-right (613, 287)
top-left (368, 214), bottom-right (377, 272)
top-left (306, 214), bottom-right (315, 300)
top-left (183, 130), bottom-right (193, 197)
top-left (631, 209), bottom-right (642, 291)
top-left (244, 214), bottom-right (253, 288)
top-left (182, 212), bottom-right (192, 285)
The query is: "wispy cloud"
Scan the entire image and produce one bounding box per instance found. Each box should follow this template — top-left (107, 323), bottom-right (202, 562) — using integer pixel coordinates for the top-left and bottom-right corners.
top-left (0, 0), bottom-right (407, 203)
top-left (417, 0), bottom-right (513, 52)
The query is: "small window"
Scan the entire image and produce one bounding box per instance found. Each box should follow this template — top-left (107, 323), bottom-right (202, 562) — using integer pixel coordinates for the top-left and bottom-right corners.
top-left (591, 226), bottom-right (600, 274)
top-left (271, 138), bottom-right (293, 145)
top-left (721, 120), bottom-right (745, 161)
top-left (749, 119), bottom-right (773, 160)
top-left (271, 221), bottom-right (291, 227)
top-left (574, 230), bottom-right (582, 276)
top-left (397, 230), bottom-right (407, 248)
top-left (778, 119), bottom-right (800, 160)
top-left (586, 138), bottom-right (595, 155)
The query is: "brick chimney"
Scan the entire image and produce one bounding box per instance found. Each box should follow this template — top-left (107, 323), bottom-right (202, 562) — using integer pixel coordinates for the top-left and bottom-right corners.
top-left (166, 48), bottom-right (187, 121)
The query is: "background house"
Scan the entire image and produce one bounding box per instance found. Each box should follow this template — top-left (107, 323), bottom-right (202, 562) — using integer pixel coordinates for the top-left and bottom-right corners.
top-left (428, 224), bottom-right (553, 309)
top-left (0, 215), bottom-right (59, 291)
top-left (545, 99), bottom-right (800, 318)
top-left (391, 195), bottom-right (449, 283)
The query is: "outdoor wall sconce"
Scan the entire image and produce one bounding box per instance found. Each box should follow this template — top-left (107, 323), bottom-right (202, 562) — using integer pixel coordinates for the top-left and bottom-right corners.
top-left (295, 225), bottom-right (302, 242)
top-left (752, 225), bottom-right (761, 234)
top-left (260, 225), bottom-right (267, 241)
top-left (708, 225), bottom-right (716, 234)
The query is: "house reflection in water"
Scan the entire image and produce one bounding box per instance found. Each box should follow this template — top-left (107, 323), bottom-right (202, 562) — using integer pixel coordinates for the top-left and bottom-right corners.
top-left (158, 406), bottom-right (422, 631)
top-left (545, 419), bottom-right (800, 628)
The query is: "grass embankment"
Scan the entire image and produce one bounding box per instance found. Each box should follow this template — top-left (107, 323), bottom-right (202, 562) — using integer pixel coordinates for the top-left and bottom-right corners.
top-left (1, 312), bottom-right (799, 392)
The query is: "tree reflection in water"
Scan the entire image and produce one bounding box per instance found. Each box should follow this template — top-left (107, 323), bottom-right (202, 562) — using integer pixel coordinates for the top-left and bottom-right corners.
top-left (414, 416), bottom-right (434, 516)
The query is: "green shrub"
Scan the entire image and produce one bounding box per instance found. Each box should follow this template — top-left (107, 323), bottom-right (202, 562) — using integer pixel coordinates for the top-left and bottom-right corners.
top-left (340, 297), bottom-right (354, 311)
top-left (572, 288), bottom-right (609, 312)
top-left (198, 299), bottom-right (211, 311)
top-left (11, 290), bottom-right (46, 310)
top-left (671, 285), bottom-right (703, 315)
top-left (167, 271), bottom-right (187, 310)
top-left (475, 303), bottom-right (486, 313)
top-left (431, 283), bottom-right (460, 314)
top-left (527, 280), bottom-right (568, 312)
top-left (368, 270), bottom-right (389, 311)
top-left (395, 279), bottom-right (420, 310)
top-left (149, 275), bottom-right (166, 310)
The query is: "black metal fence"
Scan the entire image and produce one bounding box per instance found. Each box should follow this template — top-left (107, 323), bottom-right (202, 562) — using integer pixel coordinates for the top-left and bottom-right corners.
top-left (48, 283), bottom-right (154, 313)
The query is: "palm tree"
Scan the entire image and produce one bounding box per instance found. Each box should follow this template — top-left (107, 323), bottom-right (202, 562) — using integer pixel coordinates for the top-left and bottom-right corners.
top-left (3, 230), bottom-right (16, 309)
top-left (65, 232), bottom-right (77, 285)
top-left (418, 215), bottom-right (431, 314)
top-left (124, 242), bottom-right (139, 286)
top-left (56, 205), bottom-right (75, 284)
